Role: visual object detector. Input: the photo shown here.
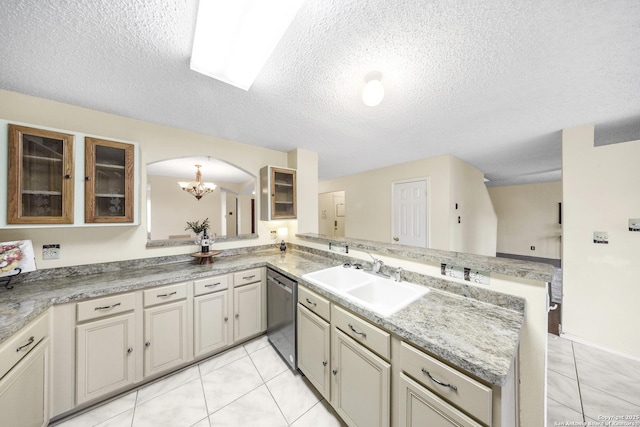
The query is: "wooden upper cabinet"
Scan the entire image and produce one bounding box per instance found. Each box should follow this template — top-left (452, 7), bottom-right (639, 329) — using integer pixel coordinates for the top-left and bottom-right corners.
top-left (84, 137), bottom-right (135, 223)
top-left (7, 124), bottom-right (75, 224)
top-left (260, 166), bottom-right (296, 220)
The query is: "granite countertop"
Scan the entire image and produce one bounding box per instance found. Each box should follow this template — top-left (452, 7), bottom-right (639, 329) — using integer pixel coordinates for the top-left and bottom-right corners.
top-left (0, 248), bottom-right (524, 386)
top-left (297, 232), bottom-right (555, 282)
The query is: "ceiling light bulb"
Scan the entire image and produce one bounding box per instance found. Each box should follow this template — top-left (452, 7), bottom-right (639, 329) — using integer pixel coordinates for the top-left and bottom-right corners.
top-left (362, 76), bottom-right (384, 107)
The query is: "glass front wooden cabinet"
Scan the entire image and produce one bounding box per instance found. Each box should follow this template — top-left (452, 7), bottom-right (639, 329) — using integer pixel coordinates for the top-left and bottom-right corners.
top-left (7, 124), bottom-right (75, 224)
top-left (260, 166), bottom-right (296, 220)
top-left (84, 137), bottom-right (134, 223)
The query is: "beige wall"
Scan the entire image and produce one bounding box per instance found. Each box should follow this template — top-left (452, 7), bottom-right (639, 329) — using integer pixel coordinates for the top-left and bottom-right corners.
top-left (0, 89), bottom-right (312, 267)
top-left (489, 182), bottom-right (562, 259)
top-left (562, 125), bottom-right (640, 357)
top-left (449, 156), bottom-right (498, 255)
top-left (318, 154), bottom-right (497, 256)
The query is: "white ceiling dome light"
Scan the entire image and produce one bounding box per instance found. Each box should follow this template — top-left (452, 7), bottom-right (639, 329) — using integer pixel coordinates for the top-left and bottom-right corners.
top-left (362, 72), bottom-right (384, 107)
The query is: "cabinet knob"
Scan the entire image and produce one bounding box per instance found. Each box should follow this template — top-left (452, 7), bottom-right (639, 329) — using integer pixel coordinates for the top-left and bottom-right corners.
top-left (393, 237), bottom-right (400, 242)
top-left (224, 317), bottom-right (229, 322)
top-left (322, 361), bottom-right (328, 366)
top-left (145, 341), bottom-right (151, 347)
top-left (85, 176), bottom-right (91, 181)
top-left (127, 347), bottom-right (133, 354)
top-left (64, 174), bottom-right (72, 179)
top-left (332, 369), bottom-right (338, 376)
top-left (235, 314), bottom-right (239, 319)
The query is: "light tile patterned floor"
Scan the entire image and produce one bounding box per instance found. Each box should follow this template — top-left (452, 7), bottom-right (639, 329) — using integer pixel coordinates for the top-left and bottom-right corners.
top-left (52, 335), bottom-right (345, 427)
top-left (547, 333), bottom-right (640, 425)
top-left (53, 332), bottom-right (640, 426)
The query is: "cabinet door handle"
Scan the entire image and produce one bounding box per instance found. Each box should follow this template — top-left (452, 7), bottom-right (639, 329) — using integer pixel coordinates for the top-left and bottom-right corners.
top-left (305, 298), bottom-right (317, 307)
top-left (204, 283), bottom-right (221, 288)
top-left (157, 291), bottom-right (177, 298)
top-left (145, 341), bottom-right (151, 347)
top-left (95, 302), bottom-right (121, 311)
top-left (332, 369), bottom-right (338, 376)
top-left (421, 368), bottom-right (458, 391)
top-left (127, 347), bottom-right (133, 354)
top-left (322, 360), bottom-right (328, 366)
top-left (16, 336), bottom-right (35, 352)
top-left (348, 323), bottom-right (367, 338)
top-left (242, 275), bottom-right (256, 280)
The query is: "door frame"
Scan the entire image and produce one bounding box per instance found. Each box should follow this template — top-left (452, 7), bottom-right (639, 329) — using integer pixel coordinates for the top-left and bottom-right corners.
top-left (391, 177), bottom-right (430, 248)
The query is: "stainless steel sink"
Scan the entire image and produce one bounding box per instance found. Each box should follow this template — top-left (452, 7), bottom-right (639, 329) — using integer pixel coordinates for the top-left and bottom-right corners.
top-left (302, 265), bottom-right (429, 317)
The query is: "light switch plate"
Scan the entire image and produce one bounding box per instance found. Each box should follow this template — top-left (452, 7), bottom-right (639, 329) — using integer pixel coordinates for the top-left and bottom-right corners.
top-left (43, 244), bottom-right (60, 260)
top-left (593, 232), bottom-right (609, 244)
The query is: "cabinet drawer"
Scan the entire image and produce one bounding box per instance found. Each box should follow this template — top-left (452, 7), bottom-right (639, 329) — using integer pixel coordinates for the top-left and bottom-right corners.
top-left (233, 268), bottom-right (262, 287)
top-left (0, 311), bottom-right (49, 379)
top-left (143, 282), bottom-right (187, 307)
top-left (400, 342), bottom-right (492, 426)
top-left (298, 285), bottom-right (330, 322)
top-left (331, 305), bottom-right (390, 360)
top-left (77, 292), bottom-right (136, 322)
top-left (194, 274), bottom-right (229, 296)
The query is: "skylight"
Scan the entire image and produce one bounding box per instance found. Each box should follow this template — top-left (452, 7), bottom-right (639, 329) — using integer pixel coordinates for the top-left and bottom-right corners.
top-left (190, 0), bottom-right (306, 90)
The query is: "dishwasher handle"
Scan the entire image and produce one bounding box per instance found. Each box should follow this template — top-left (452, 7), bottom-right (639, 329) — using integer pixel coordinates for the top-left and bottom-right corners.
top-left (267, 275), bottom-right (293, 294)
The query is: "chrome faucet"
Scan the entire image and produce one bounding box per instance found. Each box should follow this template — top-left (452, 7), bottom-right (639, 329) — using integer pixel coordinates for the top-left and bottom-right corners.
top-left (369, 253), bottom-right (389, 277)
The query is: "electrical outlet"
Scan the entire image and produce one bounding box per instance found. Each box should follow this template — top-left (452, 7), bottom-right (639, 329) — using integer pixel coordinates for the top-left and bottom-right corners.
top-left (593, 231), bottom-right (609, 244)
top-left (440, 263), bottom-right (463, 279)
top-left (464, 267), bottom-right (490, 285)
top-left (43, 244), bottom-right (60, 260)
top-left (270, 230), bottom-right (277, 240)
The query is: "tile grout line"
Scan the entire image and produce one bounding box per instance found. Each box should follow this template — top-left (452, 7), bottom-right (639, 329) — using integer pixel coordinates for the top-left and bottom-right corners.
top-left (571, 341), bottom-right (586, 422)
top-left (196, 363), bottom-right (212, 427)
top-left (129, 390), bottom-right (139, 427)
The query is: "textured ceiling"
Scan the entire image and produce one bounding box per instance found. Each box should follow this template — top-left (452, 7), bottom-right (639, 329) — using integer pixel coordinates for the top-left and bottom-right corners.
top-left (1, 0), bottom-right (639, 186)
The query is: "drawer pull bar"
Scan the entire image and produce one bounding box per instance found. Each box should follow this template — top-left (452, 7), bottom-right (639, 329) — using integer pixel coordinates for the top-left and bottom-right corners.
top-left (242, 274), bottom-right (256, 280)
top-left (348, 323), bottom-right (367, 338)
top-left (205, 283), bottom-right (221, 288)
top-left (95, 302), bottom-right (121, 311)
top-left (422, 368), bottom-right (458, 391)
top-left (157, 291), bottom-right (177, 298)
top-left (16, 336), bottom-right (35, 352)
top-left (305, 298), bottom-right (317, 306)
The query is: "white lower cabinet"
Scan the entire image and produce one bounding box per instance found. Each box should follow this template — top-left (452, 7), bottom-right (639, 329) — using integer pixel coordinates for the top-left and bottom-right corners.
top-left (233, 282), bottom-right (263, 342)
top-left (297, 304), bottom-right (331, 399)
top-left (143, 300), bottom-right (188, 377)
top-left (193, 274), bottom-right (233, 357)
top-left (76, 312), bottom-right (136, 404)
top-left (331, 327), bottom-right (391, 427)
top-left (0, 312), bottom-right (49, 427)
top-left (399, 374), bottom-right (482, 427)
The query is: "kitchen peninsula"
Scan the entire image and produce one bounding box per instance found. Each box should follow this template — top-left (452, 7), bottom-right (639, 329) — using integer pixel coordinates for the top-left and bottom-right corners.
top-left (0, 239), bottom-right (551, 426)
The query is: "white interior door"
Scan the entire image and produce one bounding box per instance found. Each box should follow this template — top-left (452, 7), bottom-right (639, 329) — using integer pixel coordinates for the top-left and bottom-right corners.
top-left (392, 180), bottom-right (428, 247)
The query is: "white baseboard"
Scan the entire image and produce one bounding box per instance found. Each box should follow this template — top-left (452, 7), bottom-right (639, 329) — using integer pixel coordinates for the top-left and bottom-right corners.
top-left (560, 332), bottom-right (640, 363)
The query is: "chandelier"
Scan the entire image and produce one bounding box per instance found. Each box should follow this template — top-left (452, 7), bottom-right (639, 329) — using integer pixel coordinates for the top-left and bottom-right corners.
top-left (178, 164), bottom-right (217, 200)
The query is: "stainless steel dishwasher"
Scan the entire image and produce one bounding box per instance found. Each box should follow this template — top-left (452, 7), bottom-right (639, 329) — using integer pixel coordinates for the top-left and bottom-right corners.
top-left (267, 268), bottom-right (297, 371)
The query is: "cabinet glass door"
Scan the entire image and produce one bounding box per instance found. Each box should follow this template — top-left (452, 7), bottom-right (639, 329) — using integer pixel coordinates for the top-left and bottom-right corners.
top-left (271, 168), bottom-right (296, 219)
top-left (8, 124), bottom-right (74, 224)
top-left (85, 137), bottom-right (134, 223)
